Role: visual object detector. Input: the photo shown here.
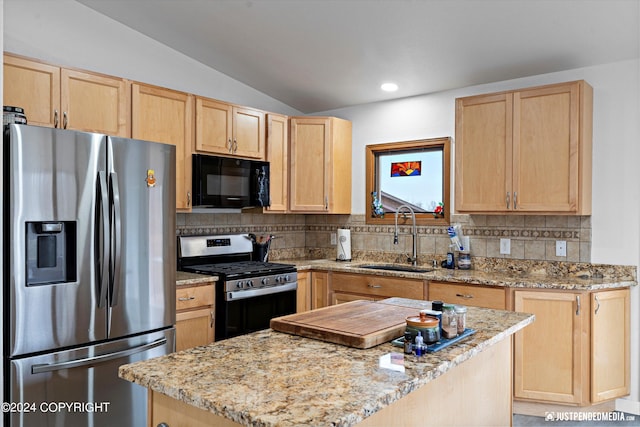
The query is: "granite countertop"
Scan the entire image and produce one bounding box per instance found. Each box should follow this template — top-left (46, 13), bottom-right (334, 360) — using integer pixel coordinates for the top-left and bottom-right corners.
top-left (119, 297), bottom-right (534, 427)
top-left (281, 259), bottom-right (636, 291)
top-left (176, 271), bottom-right (218, 286)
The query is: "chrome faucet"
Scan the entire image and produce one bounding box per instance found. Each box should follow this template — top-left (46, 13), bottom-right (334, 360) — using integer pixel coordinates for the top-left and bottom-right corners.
top-left (393, 204), bottom-right (417, 266)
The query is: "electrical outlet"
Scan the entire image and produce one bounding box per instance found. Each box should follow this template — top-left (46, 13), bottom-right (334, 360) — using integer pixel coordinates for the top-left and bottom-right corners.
top-left (500, 238), bottom-right (511, 255)
top-left (331, 233), bottom-right (337, 245)
top-left (556, 240), bottom-right (567, 257)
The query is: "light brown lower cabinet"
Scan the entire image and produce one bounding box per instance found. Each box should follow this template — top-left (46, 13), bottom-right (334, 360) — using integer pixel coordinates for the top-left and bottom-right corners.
top-left (296, 272), bottom-right (311, 313)
top-left (590, 289), bottom-right (630, 403)
top-left (175, 283), bottom-right (215, 352)
top-left (311, 271), bottom-right (330, 309)
top-left (513, 288), bottom-right (629, 405)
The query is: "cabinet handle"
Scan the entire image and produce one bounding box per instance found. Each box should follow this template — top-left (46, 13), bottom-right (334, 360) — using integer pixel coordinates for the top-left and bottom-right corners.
top-left (63, 111), bottom-right (68, 129)
top-left (514, 191), bottom-right (518, 210)
top-left (368, 284), bottom-right (382, 288)
top-left (227, 138), bottom-right (232, 152)
top-left (576, 295), bottom-right (581, 315)
top-left (455, 293), bottom-right (473, 299)
top-left (157, 423), bottom-right (169, 427)
top-left (54, 110), bottom-right (59, 128)
top-left (187, 191), bottom-right (191, 207)
top-left (594, 295), bottom-right (601, 315)
top-left (325, 196), bottom-right (329, 210)
top-left (506, 192), bottom-right (510, 209)
top-left (232, 139), bottom-right (238, 152)
top-left (210, 310), bottom-right (214, 327)
top-left (178, 296), bottom-right (196, 301)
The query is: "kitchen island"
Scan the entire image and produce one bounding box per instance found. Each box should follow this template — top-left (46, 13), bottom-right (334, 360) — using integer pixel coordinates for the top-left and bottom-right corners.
top-left (120, 298), bottom-right (534, 427)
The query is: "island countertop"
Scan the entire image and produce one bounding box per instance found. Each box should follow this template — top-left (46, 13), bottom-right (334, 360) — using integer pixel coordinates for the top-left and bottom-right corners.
top-left (119, 297), bottom-right (534, 427)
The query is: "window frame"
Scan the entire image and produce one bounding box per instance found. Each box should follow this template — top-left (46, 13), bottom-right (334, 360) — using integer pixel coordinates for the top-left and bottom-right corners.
top-left (365, 137), bottom-right (451, 225)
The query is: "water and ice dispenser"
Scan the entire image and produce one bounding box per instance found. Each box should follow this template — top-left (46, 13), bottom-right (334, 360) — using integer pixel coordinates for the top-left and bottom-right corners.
top-left (26, 221), bottom-right (77, 286)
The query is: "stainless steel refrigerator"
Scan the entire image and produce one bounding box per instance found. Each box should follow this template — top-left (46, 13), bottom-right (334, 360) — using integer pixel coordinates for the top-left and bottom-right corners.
top-left (1, 124), bottom-right (176, 427)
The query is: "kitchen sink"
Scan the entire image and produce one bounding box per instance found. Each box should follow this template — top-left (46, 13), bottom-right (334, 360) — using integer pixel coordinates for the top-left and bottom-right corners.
top-left (358, 264), bottom-right (433, 273)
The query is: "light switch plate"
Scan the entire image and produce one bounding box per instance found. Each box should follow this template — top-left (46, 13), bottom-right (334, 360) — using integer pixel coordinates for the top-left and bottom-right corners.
top-left (556, 240), bottom-right (567, 257)
top-left (500, 238), bottom-right (511, 255)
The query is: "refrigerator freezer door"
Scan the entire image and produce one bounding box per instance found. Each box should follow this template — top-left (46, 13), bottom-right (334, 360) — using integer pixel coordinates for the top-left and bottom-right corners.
top-left (107, 137), bottom-right (176, 339)
top-left (6, 125), bottom-right (108, 357)
top-left (7, 328), bottom-right (174, 427)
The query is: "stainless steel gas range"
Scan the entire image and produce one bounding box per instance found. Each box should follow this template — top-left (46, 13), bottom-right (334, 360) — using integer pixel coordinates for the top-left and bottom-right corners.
top-left (177, 234), bottom-right (297, 340)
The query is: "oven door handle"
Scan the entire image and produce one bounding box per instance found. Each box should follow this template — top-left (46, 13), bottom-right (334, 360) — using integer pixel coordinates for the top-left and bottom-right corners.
top-left (226, 282), bottom-right (297, 301)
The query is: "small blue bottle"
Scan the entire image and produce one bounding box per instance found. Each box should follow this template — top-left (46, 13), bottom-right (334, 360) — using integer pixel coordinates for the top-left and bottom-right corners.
top-left (414, 331), bottom-right (426, 360)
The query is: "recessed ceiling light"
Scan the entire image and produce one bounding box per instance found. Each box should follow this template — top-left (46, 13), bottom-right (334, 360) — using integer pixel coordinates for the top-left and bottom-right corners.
top-left (381, 82), bottom-right (399, 92)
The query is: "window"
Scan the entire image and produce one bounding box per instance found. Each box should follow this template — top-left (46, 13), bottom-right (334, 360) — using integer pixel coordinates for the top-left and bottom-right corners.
top-left (365, 137), bottom-right (451, 225)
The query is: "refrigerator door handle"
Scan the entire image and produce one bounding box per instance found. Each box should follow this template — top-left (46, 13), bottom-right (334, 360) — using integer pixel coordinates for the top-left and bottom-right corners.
top-left (96, 171), bottom-right (110, 308)
top-left (109, 172), bottom-right (122, 307)
top-left (31, 338), bottom-right (167, 374)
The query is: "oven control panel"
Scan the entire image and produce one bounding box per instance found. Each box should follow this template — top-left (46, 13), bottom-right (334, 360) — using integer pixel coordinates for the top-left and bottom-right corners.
top-left (226, 272), bottom-right (298, 292)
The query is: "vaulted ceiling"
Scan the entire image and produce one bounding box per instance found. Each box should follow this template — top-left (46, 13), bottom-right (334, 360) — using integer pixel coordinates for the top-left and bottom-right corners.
top-left (77, 0), bottom-right (639, 113)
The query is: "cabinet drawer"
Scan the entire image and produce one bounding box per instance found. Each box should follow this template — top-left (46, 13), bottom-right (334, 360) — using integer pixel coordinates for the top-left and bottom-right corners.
top-left (176, 284), bottom-right (215, 311)
top-left (332, 272), bottom-right (424, 300)
top-left (428, 281), bottom-right (505, 310)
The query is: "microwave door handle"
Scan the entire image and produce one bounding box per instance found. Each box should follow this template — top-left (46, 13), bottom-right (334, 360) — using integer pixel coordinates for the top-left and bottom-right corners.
top-left (109, 172), bottom-right (122, 307)
top-left (96, 171), bottom-right (110, 308)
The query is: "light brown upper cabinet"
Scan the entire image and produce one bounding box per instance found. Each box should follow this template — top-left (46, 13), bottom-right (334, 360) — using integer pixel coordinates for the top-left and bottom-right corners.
top-left (131, 83), bottom-right (194, 211)
top-left (265, 113), bottom-right (289, 212)
top-left (195, 97), bottom-right (265, 159)
top-left (4, 53), bottom-right (130, 136)
top-left (289, 117), bottom-right (352, 213)
top-left (455, 80), bottom-right (592, 214)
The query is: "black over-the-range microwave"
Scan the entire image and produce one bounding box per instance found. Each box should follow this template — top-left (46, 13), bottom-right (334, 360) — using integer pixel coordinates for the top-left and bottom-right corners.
top-left (192, 154), bottom-right (270, 208)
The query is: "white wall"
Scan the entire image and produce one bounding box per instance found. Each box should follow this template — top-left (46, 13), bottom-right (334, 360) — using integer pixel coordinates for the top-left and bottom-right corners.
top-left (2, 0), bottom-right (301, 116)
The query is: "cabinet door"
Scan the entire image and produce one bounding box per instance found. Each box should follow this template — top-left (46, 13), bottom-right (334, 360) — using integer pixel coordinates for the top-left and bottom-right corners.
top-left (175, 308), bottom-right (214, 352)
top-left (455, 93), bottom-right (512, 212)
top-left (3, 54), bottom-right (60, 128)
top-left (132, 84), bottom-right (194, 211)
top-left (61, 69), bottom-right (129, 136)
top-left (591, 289), bottom-right (630, 402)
top-left (514, 290), bottom-right (587, 404)
top-left (311, 271), bottom-right (329, 309)
top-left (296, 272), bottom-right (311, 313)
top-left (232, 106), bottom-right (265, 159)
top-left (290, 117), bottom-right (330, 212)
top-left (513, 83), bottom-right (579, 212)
top-left (265, 113), bottom-right (288, 212)
top-left (195, 97), bottom-right (233, 154)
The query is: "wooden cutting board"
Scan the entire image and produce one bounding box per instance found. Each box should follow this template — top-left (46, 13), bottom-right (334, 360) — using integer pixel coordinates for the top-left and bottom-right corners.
top-left (270, 300), bottom-right (419, 349)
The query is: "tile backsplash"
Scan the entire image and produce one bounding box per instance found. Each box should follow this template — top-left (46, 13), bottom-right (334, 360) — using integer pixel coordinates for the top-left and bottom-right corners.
top-left (177, 212), bottom-right (591, 264)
